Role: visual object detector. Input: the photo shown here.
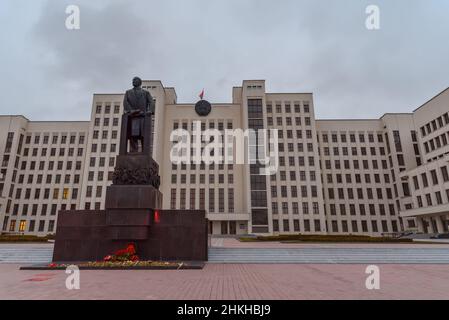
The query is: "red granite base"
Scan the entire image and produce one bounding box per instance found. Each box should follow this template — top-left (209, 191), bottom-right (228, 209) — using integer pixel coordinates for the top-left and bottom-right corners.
top-left (52, 185), bottom-right (208, 262)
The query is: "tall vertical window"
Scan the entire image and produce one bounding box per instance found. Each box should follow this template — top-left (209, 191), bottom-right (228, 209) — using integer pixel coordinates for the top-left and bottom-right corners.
top-left (393, 131), bottom-right (403, 152)
top-left (190, 189), bottom-right (196, 209)
top-left (4, 132), bottom-right (14, 153)
top-left (170, 189), bottom-right (176, 210)
top-left (219, 189), bottom-right (225, 213)
top-left (180, 189), bottom-right (186, 210)
top-left (199, 189), bottom-right (205, 210)
top-left (228, 189), bottom-right (234, 213)
top-left (19, 220), bottom-right (26, 232)
top-left (209, 189), bottom-right (215, 213)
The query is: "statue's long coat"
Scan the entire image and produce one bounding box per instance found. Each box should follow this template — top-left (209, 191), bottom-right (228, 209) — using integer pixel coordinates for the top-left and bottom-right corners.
top-left (123, 88), bottom-right (155, 137)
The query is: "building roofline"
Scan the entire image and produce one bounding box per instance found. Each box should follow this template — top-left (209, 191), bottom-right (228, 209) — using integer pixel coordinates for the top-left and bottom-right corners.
top-left (0, 115), bottom-right (30, 121)
top-left (316, 119), bottom-right (381, 122)
top-left (0, 115), bottom-right (91, 123)
top-left (266, 92), bottom-right (313, 95)
top-left (93, 93), bottom-right (124, 96)
top-left (168, 103), bottom-right (239, 106)
top-left (29, 121), bottom-right (90, 124)
top-left (413, 87), bottom-right (449, 113)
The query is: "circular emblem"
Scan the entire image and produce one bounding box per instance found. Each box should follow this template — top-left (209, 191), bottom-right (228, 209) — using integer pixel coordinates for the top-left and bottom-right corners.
top-left (195, 100), bottom-right (212, 117)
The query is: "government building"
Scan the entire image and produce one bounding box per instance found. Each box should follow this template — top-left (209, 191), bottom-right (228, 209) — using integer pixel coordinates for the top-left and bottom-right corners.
top-left (1, 80), bottom-right (448, 237)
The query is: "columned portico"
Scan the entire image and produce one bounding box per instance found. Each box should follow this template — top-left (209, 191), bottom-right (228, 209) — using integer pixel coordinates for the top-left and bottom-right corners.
top-left (410, 214), bottom-right (449, 234)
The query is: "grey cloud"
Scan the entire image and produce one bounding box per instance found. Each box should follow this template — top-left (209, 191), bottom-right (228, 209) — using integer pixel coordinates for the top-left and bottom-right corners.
top-left (1, 0), bottom-right (449, 121)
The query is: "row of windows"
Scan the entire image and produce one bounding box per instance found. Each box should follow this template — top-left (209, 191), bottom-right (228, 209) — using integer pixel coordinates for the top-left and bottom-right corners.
top-left (93, 117), bottom-right (120, 127)
top-left (322, 146), bottom-right (386, 157)
top-left (19, 160), bottom-right (83, 172)
top-left (412, 166), bottom-right (449, 190)
top-left (89, 157), bottom-right (115, 168)
top-left (273, 219), bottom-right (321, 233)
top-left (322, 159), bottom-right (390, 171)
top-left (271, 170), bottom-right (317, 182)
top-left (326, 188), bottom-right (395, 201)
top-left (420, 112), bottom-right (449, 137)
top-left (173, 121), bottom-right (234, 131)
top-left (15, 173), bottom-right (81, 185)
top-left (267, 116), bottom-right (312, 127)
top-left (327, 203), bottom-right (396, 216)
top-left (273, 219), bottom-right (399, 233)
top-left (276, 156), bottom-right (317, 168)
top-left (7, 202), bottom-right (76, 217)
top-left (2, 218), bottom-right (55, 233)
top-left (170, 188), bottom-right (234, 213)
top-left (277, 142), bottom-right (315, 153)
top-left (415, 189), bottom-right (449, 208)
top-left (85, 185), bottom-right (107, 198)
top-left (172, 163), bottom-right (234, 171)
top-left (267, 129), bottom-right (314, 140)
top-left (271, 185), bottom-right (319, 198)
top-left (91, 143), bottom-right (117, 153)
top-left (14, 187), bottom-right (78, 201)
top-left (87, 171), bottom-right (114, 182)
top-left (266, 101), bottom-right (311, 114)
top-left (92, 130), bottom-right (118, 140)
top-left (171, 174), bottom-right (234, 185)
top-left (25, 133), bottom-right (85, 146)
top-left (321, 132), bottom-right (384, 144)
top-left (325, 173), bottom-right (391, 185)
top-left (272, 202), bottom-right (320, 215)
top-left (423, 131), bottom-right (449, 154)
top-left (95, 104), bottom-right (121, 115)
top-left (22, 147), bottom-right (84, 158)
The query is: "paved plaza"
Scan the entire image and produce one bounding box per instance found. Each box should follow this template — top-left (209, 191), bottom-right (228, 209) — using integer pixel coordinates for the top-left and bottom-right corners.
top-left (1, 263), bottom-right (449, 300)
top-left (0, 240), bottom-right (449, 299)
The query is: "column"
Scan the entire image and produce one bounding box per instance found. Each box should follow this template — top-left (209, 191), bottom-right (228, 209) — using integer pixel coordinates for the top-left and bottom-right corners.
top-left (423, 217), bottom-right (430, 234)
top-left (435, 216), bottom-right (445, 234)
top-left (416, 218), bottom-right (424, 233)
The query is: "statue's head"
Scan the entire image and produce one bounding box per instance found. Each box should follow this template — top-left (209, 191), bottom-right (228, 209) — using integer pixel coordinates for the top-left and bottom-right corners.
top-left (132, 77), bottom-right (142, 88)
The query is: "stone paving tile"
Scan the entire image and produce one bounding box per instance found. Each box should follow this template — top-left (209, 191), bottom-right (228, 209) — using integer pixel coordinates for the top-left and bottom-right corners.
top-left (1, 264), bottom-right (449, 300)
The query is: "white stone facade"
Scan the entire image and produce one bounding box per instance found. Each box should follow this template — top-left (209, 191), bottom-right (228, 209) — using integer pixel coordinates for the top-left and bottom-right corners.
top-left (1, 81), bottom-right (448, 236)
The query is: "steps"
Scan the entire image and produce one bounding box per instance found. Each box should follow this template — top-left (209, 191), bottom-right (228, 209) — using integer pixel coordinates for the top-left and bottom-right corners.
top-left (208, 247), bottom-right (449, 264)
top-left (0, 248), bottom-right (53, 264)
top-left (3, 246), bottom-right (449, 265)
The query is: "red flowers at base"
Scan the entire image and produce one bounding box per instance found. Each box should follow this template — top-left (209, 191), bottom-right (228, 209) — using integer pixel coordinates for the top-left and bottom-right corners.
top-left (103, 243), bottom-right (139, 262)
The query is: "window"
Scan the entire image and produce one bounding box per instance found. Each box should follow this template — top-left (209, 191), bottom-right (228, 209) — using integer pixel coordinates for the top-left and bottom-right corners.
top-left (62, 188), bottom-right (69, 200)
top-left (19, 220), bottom-right (26, 232)
top-left (431, 170), bottom-right (439, 185)
top-left (170, 189), bottom-right (176, 209)
top-left (441, 166), bottom-right (449, 182)
top-left (209, 189), bottom-right (215, 212)
top-left (9, 220), bottom-right (16, 232)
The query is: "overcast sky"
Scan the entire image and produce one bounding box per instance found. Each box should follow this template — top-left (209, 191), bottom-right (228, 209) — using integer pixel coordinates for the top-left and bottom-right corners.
top-left (0, 0), bottom-right (448, 121)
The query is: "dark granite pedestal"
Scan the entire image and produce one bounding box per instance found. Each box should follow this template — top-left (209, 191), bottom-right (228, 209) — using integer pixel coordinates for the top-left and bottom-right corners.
top-left (52, 155), bottom-right (208, 263)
